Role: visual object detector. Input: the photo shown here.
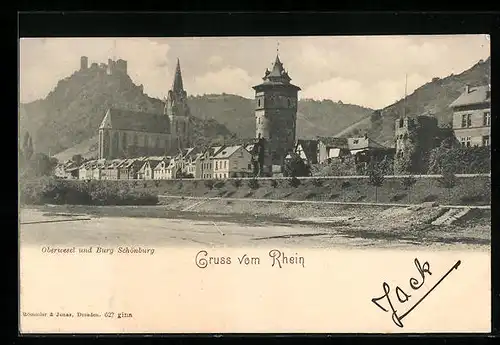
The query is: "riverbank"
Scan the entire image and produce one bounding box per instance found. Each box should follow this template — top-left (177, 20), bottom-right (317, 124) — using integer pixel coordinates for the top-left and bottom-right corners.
top-left (22, 196), bottom-right (491, 247)
top-left (20, 175), bottom-right (491, 207)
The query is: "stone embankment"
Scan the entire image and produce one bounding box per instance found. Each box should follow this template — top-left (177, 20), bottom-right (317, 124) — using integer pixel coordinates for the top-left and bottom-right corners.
top-left (159, 196), bottom-right (489, 231)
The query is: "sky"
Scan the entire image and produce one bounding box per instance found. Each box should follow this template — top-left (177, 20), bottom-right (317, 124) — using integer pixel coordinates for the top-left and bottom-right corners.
top-left (19, 35), bottom-right (490, 109)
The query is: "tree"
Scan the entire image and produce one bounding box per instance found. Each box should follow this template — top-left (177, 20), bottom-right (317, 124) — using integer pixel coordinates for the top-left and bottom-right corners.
top-left (283, 153), bottom-right (311, 177)
top-left (367, 161), bottom-right (385, 203)
top-left (438, 168), bottom-right (457, 200)
top-left (401, 174), bottom-right (417, 203)
top-left (30, 153), bottom-right (58, 177)
top-left (22, 132), bottom-right (34, 161)
top-left (72, 154), bottom-right (84, 166)
top-left (247, 178), bottom-right (259, 190)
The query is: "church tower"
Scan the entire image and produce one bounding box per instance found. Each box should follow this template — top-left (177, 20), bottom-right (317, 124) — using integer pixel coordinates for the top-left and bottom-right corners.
top-left (164, 58), bottom-right (192, 153)
top-left (252, 53), bottom-right (301, 174)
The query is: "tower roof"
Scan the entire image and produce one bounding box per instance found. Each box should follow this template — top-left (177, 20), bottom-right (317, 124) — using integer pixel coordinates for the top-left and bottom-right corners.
top-left (253, 54), bottom-right (300, 91)
top-left (172, 58), bottom-right (184, 92)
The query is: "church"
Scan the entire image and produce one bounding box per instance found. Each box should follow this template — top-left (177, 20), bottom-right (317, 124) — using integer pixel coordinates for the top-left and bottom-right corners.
top-left (98, 59), bottom-right (192, 160)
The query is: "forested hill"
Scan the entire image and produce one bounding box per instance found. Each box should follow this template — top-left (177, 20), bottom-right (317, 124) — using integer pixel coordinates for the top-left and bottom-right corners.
top-left (19, 65), bottom-right (374, 159)
top-left (340, 57), bottom-right (491, 147)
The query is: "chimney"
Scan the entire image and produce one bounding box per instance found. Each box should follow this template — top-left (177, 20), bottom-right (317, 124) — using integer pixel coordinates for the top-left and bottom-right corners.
top-left (465, 84), bottom-right (470, 93)
top-left (364, 133), bottom-right (368, 139)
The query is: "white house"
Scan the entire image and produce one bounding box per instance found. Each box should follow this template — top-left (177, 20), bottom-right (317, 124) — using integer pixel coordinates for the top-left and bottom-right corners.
top-left (213, 145), bottom-right (253, 179)
top-left (198, 146), bottom-right (225, 179)
top-left (152, 157), bottom-right (173, 180)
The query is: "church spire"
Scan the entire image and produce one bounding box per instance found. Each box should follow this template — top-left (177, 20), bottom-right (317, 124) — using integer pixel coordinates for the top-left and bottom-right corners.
top-left (172, 58), bottom-right (184, 92)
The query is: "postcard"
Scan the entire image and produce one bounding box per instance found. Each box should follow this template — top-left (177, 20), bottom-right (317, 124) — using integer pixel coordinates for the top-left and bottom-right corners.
top-left (19, 35), bottom-right (491, 334)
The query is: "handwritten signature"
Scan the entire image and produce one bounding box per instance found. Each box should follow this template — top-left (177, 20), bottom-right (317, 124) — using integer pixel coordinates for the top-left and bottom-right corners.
top-left (371, 258), bottom-right (461, 328)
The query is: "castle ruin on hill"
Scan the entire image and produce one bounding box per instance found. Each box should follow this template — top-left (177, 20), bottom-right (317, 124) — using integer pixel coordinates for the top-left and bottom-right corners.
top-left (80, 56), bottom-right (128, 76)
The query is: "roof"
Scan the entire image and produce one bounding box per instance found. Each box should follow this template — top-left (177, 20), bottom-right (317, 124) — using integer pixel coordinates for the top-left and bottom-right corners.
top-left (449, 85), bottom-right (491, 108)
top-left (296, 139), bottom-right (319, 162)
top-left (206, 145), bottom-right (226, 158)
top-left (253, 55), bottom-right (301, 91)
top-left (213, 145), bottom-right (245, 159)
top-left (99, 108), bottom-right (171, 134)
top-left (172, 58), bottom-right (184, 92)
top-left (347, 137), bottom-right (386, 150)
top-left (317, 137), bottom-right (349, 148)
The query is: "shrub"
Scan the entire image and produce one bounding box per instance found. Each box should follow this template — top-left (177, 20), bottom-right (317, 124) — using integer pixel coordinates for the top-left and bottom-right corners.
top-left (154, 180), bottom-right (160, 187)
top-left (428, 145), bottom-right (490, 174)
top-left (341, 181), bottom-right (351, 189)
top-left (177, 182), bottom-right (184, 190)
top-left (401, 175), bottom-right (417, 203)
top-left (231, 179), bottom-right (242, 188)
top-left (270, 179), bottom-right (278, 188)
top-left (289, 176), bottom-right (301, 188)
top-left (19, 177), bottom-right (158, 206)
top-left (214, 181), bottom-right (225, 189)
top-left (422, 194), bottom-right (438, 202)
top-left (438, 170), bottom-right (457, 189)
top-left (367, 161), bottom-right (385, 202)
top-left (283, 153), bottom-right (311, 177)
top-left (311, 178), bottom-right (323, 187)
top-left (390, 193), bottom-right (407, 202)
top-left (247, 178), bottom-right (259, 190)
top-left (204, 179), bottom-right (215, 190)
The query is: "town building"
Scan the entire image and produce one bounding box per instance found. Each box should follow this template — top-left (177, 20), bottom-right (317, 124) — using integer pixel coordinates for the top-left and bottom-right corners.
top-left (152, 157), bottom-right (172, 180)
top-left (253, 54), bottom-right (301, 175)
top-left (213, 145), bottom-right (253, 179)
top-left (117, 158), bottom-right (145, 180)
top-left (449, 84), bottom-right (491, 147)
top-left (394, 115), bottom-right (451, 174)
top-left (198, 146), bottom-right (225, 179)
top-left (317, 137), bottom-right (351, 164)
top-left (137, 157), bottom-right (164, 180)
top-left (55, 161), bottom-right (80, 179)
top-left (100, 159), bottom-right (123, 180)
top-left (294, 139), bottom-right (319, 166)
top-left (98, 58), bottom-right (192, 160)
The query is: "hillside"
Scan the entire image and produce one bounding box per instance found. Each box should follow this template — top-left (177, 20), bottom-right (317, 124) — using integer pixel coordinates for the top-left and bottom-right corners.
top-left (20, 65), bottom-right (374, 159)
top-left (188, 94), bottom-right (373, 139)
top-left (19, 68), bottom-right (235, 158)
top-left (341, 57), bottom-right (491, 146)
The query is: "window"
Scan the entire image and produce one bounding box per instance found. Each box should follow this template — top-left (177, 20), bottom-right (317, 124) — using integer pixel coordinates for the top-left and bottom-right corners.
top-left (353, 139), bottom-right (359, 144)
top-left (461, 114), bottom-right (467, 128)
top-left (224, 161), bottom-right (227, 169)
top-left (482, 135), bottom-right (490, 147)
top-left (483, 112), bottom-right (491, 126)
top-left (258, 117), bottom-right (260, 124)
top-left (467, 114), bottom-right (472, 127)
top-left (258, 99), bottom-right (261, 107)
top-left (461, 136), bottom-right (471, 147)
top-left (216, 161), bottom-right (218, 170)
top-left (399, 118), bottom-right (404, 128)
top-left (258, 133), bottom-right (261, 139)
top-left (248, 164), bottom-right (252, 170)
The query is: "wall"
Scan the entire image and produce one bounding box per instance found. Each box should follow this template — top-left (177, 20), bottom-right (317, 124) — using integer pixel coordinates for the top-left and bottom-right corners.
top-left (452, 104), bottom-right (491, 147)
top-left (99, 129), bottom-right (171, 159)
top-left (42, 174), bottom-right (491, 207)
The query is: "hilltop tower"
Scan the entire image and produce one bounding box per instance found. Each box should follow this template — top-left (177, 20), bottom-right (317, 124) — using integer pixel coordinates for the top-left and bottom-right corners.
top-left (252, 53), bottom-right (301, 175)
top-left (164, 58), bottom-right (192, 153)
top-left (394, 115), bottom-right (440, 174)
top-left (80, 56), bottom-right (88, 70)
